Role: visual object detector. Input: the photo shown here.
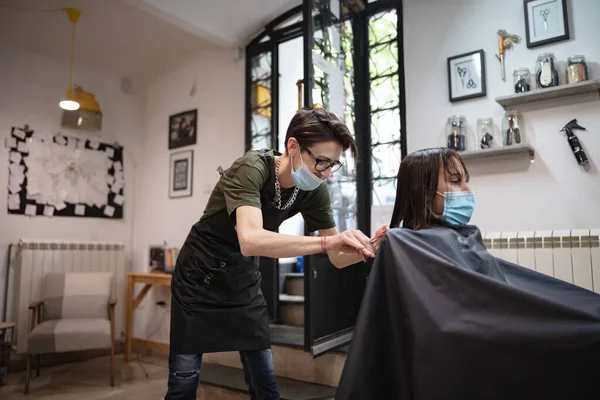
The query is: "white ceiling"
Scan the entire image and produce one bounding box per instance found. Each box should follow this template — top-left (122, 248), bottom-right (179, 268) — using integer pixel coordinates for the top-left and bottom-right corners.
top-left (0, 0), bottom-right (218, 89)
top-left (0, 0), bottom-right (301, 89)
top-left (126, 0), bottom-right (303, 48)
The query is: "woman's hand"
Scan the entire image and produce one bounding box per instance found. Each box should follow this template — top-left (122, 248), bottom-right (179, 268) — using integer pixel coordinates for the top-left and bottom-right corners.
top-left (326, 229), bottom-right (375, 259)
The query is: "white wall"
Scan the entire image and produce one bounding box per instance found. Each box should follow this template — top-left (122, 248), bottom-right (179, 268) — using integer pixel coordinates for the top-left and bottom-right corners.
top-left (403, 0), bottom-right (600, 232)
top-left (132, 49), bottom-right (244, 340)
top-left (0, 45), bottom-right (142, 319)
top-left (0, 43), bottom-right (244, 343)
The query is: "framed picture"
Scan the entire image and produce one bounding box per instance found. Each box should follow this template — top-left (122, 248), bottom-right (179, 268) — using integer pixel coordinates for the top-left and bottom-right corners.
top-left (447, 50), bottom-right (486, 103)
top-left (169, 109), bottom-right (197, 149)
top-left (169, 150), bottom-right (193, 199)
top-left (524, 0), bottom-right (569, 48)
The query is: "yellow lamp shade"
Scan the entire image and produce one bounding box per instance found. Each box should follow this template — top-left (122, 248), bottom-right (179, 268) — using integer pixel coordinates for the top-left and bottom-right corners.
top-left (60, 85), bottom-right (103, 132)
top-left (73, 86), bottom-right (101, 113)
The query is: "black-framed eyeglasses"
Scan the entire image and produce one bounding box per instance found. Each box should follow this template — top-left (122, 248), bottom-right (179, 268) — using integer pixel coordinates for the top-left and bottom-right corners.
top-left (302, 146), bottom-right (343, 173)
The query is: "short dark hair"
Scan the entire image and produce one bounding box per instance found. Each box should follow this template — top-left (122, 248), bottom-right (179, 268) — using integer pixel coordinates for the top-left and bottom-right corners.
top-left (390, 147), bottom-right (469, 230)
top-left (283, 108), bottom-right (358, 160)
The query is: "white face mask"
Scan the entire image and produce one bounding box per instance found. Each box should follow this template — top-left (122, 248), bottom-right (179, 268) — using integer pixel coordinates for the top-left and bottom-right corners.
top-left (291, 151), bottom-right (325, 191)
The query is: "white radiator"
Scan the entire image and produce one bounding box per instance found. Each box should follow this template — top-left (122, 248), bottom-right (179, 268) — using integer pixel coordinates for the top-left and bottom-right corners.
top-left (8, 239), bottom-right (126, 354)
top-left (483, 229), bottom-right (600, 293)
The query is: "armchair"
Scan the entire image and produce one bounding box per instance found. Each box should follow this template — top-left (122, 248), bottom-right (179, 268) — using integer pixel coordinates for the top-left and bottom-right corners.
top-left (24, 272), bottom-right (116, 394)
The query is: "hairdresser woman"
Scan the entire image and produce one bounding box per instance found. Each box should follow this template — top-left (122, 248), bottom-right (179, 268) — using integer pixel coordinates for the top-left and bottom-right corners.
top-left (165, 108), bottom-right (385, 400)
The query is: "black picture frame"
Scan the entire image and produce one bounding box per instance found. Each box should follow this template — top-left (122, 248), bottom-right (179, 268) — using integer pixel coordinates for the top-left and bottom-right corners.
top-left (524, 0), bottom-right (570, 49)
top-left (7, 126), bottom-right (125, 219)
top-left (168, 109), bottom-right (197, 149)
top-left (447, 49), bottom-right (487, 103)
top-left (169, 149), bottom-right (193, 199)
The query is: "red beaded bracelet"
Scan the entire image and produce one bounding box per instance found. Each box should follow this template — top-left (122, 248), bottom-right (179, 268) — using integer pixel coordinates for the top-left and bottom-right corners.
top-left (320, 235), bottom-right (327, 252)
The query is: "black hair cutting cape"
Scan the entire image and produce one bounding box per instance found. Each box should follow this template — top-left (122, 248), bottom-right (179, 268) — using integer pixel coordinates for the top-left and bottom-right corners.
top-left (336, 224), bottom-right (600, 400)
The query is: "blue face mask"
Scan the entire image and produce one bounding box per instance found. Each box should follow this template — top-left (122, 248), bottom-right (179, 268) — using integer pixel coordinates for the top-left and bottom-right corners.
top-left (436, 191), bottom-right (475, 225)
top-left (291, 152), bottom-right (325, 191)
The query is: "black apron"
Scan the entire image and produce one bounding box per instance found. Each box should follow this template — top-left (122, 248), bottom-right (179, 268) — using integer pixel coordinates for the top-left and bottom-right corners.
top-left (169, 152), bottom-right (307, 354)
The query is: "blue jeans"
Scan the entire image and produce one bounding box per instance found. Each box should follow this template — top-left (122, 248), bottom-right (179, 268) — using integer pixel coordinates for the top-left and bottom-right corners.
top-left (165, 349), bottom-right (280, 400)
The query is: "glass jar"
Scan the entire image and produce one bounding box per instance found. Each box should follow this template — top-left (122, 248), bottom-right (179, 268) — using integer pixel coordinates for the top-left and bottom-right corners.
top-left (446, 115), bottom-right (467, 152)
top-left (566, 55), bottom-right (589, 84)
top-left (477, 118), bottom-right (498, 149)
top-left (513, 68), bottom-right (532, 93)
top-left (535, 53), bottom-right (559, 89)
top-left (501, 110), bottom-right (526, 146)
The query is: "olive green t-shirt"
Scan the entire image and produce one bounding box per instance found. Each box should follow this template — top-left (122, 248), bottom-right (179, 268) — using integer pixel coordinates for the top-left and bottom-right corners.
top-left (200, 149), bottom-right (336, 233)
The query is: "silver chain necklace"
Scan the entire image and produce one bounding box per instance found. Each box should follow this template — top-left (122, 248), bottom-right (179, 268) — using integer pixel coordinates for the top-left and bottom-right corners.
top-left (274, 156), bottom-right (299, 210)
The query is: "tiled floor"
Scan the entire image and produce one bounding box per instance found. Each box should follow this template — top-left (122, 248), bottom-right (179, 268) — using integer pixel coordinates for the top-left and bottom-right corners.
top-left (0, 354), bottom-right (336, 400)
top-left (1, 355), bottom-right (171, 399)
top-left (0, 354), bottom-right (253, 399)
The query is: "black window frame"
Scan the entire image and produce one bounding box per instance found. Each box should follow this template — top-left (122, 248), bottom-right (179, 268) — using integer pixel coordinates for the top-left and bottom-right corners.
top-left (245, 0), bottom-right (406, 237)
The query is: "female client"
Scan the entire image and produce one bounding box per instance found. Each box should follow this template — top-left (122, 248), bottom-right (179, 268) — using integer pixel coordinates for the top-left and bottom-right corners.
top-left (336, 147), bottom-right (600, 400)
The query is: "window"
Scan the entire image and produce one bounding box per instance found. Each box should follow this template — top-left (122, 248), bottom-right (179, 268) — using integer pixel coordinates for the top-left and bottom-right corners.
top-left (368, 9), bottom-right (402, 207)
top-left (309, 2), bottom-right (359, 231)
top-left (249, 51), bottom-right (273, 150)
top-left (245, 1), bottom-right (406, 234)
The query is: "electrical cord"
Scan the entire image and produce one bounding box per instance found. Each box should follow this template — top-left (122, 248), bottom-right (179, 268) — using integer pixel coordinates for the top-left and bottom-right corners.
top-left (67, 10), bottom-right (76, 94)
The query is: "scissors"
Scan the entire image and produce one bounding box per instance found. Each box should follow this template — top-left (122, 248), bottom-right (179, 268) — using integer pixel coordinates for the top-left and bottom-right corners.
top-left (355, 229), bottom-right (388, 262)
top-left (370, 229), bottom-right (388, 245)
top-left (540, 8), bottom-right (550, 31)
top-left (466, 79), bottom-right (477, 89)
top-left (457, 66), bottom-right (467, 88)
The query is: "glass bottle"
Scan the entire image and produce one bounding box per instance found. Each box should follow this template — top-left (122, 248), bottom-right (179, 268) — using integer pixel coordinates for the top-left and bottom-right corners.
top-left (566, 55), bottom-right (589, 84)
top-left (513, 68), bottom-right (532, 93)
top-left (477, 118), bottom-right (497, 149)
top-left (446, 115), bottom-right (467, 152)
top-left (535, 53), bottom-right (559, 89)
top-left (501, 110), bottom-right (526, 146)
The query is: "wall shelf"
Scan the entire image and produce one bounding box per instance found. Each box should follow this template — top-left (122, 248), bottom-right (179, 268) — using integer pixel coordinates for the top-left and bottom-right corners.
top-left (459, 143), bottom-right (535, 161)
top-left (495, 79), bottom-right (600, 108)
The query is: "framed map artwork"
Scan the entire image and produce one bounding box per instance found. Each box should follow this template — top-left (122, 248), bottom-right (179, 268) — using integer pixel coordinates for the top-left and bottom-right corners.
top-left (6, 125), bottom-right (124, 219)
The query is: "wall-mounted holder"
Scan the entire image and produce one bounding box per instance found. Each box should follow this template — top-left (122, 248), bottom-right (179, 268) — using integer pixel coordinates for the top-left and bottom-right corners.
top-left (459, 143), bottom-right (536, 163)
top-left (495, 79), bottom-right (600, 108)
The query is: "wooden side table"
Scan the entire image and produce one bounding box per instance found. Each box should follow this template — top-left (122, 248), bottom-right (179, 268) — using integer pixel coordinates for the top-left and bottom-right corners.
top-left (124, 273), bottom-right (172, 362)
